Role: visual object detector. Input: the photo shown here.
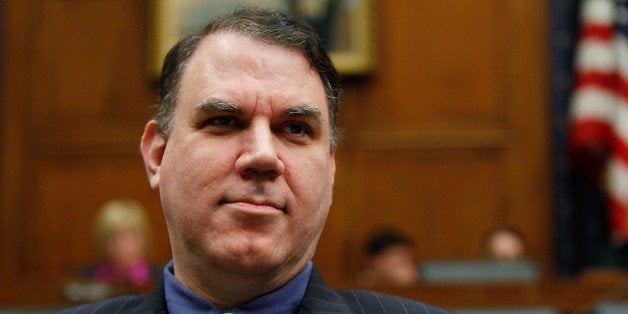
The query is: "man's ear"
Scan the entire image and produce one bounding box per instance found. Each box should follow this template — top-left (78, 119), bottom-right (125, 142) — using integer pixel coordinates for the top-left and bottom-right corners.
top-left (140, 120), bottom-right (166, 190)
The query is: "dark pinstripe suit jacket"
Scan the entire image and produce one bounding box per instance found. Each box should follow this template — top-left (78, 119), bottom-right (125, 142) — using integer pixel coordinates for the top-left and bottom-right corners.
top-left (57, 267), bottom-right (452, 313)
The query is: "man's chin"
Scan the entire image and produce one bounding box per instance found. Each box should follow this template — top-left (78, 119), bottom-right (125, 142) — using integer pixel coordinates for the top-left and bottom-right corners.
top-left (218, 258), bottom-right (289, 281)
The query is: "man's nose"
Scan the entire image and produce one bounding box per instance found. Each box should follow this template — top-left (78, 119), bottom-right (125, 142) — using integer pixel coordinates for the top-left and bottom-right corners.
top-left (235, 121), bottom-right (285, 180)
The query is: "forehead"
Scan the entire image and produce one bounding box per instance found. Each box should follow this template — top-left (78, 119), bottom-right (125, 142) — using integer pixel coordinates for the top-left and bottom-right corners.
top-left (177, 31), bottom-right (328, 114)
top-left (185, 32), bottom-right (319, 86)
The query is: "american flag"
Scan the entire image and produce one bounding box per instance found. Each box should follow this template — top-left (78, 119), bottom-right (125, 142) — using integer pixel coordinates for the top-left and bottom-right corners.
top-left (569, 0), bottom-right (628, 241)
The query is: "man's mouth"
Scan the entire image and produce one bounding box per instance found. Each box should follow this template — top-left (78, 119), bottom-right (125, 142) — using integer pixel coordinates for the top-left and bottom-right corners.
top-left (220, 197), bottom-right (286, 213)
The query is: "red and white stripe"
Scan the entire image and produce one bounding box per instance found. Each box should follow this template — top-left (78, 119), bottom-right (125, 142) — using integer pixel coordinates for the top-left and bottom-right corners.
top-left (569, 0), bottom-right (628, 240)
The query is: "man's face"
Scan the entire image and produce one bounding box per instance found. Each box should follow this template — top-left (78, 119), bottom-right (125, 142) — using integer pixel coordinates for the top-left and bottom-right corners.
top-left (141, 32), bottom-right (335, 280)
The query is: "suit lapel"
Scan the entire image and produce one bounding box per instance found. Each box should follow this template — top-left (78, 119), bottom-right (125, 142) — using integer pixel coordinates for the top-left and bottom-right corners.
top-left (133, 279), bottom-right (168, 313)
top-left (298, 267), bottom-right (352, 314)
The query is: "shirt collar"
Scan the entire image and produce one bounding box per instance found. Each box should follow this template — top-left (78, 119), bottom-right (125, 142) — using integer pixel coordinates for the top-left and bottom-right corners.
top-left (164, 260), bottom-right (313, 314)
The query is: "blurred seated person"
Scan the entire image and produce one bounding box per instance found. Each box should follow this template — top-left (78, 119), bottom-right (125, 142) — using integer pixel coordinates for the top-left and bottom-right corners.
top-left (417, 226), bottom-right (536, 284)
top-left (359, 228), bottom-right (419, 288)
top-left (483, 225), bottom-right (527, 262)
top-left (87, 198), bottom-right (160, 289)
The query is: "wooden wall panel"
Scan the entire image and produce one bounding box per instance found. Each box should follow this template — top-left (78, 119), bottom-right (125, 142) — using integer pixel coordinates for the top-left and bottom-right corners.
top-left (26, 1), bottom-right (155, 142)
top-left (1, 0), bottom-right (166, 304)
top-left (1, 0), bottom-right (30, 284)
top-left (23, 156), bottom-right (167, 281)
top-left (357, 1), bottom-right (508, 130)
top-left (340, 148), bottom-right (507, 271)
top-left (317, 0), bottom-right (551, 285)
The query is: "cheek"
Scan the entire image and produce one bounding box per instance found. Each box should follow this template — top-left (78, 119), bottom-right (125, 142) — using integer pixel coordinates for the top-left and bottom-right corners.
top-left (286, 153), bottom-right (334, 224)
top-left (163, 141), bottom-right (233, 186)
top-left (160, 142), bottom-right (235, 222)
top-left (289, 156), bottom-right (332, 196)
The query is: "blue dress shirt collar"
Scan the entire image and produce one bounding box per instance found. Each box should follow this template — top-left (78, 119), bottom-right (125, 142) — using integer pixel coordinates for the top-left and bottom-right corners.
top-left (164, 260), bottom-right (313, 314)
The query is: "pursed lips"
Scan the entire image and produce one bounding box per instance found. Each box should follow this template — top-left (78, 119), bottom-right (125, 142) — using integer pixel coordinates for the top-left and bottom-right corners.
top-left (220, 197), bottom-right (286, 213)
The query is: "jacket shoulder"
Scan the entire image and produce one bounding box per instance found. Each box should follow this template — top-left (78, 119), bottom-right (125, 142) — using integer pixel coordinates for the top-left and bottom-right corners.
top-left (336, 289), bottom-right (453, 314)
top-left (55, 295), bottom-right (148, 314)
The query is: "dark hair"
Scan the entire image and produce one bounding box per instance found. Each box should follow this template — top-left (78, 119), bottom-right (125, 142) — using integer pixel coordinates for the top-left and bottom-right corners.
top-left (366, 228), bottom-right (413, 256)
top-left (156, 8), bottom-right (341, 150)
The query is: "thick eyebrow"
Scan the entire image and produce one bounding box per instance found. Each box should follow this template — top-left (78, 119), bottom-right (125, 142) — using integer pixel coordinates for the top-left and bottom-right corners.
top-left (284, 104), bottom-right (322, 122)
top-left (194, 100), bottom-right (322, 124)
top-left (195, 99), bottom-right (242, 114)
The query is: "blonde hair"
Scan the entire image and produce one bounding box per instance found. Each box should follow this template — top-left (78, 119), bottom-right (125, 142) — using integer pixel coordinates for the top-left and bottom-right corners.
top-left (93, 199), bottom-right (152, 257)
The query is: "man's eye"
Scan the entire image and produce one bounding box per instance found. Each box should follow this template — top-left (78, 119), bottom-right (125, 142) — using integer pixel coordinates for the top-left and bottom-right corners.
top-left (207, 116), bottom-right (237, 126)
top-left (284, 122), bottom-right (311, 136)
top-left (289, 124), bottom-right (304, 134)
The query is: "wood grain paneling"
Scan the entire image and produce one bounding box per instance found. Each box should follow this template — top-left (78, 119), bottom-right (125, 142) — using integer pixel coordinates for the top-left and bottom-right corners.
top-left (359, 1), bottom-right (508, 131)
top-left (342, 148), bottom-right (507, 267)
top-left (22, 156), bottom-right (166, 281)
top-left (1, 1), bottom-right (162, 303)
top-left (315, 0), bottom-right (550, 286)
top-left (27, 0), bottom-right (155, 137)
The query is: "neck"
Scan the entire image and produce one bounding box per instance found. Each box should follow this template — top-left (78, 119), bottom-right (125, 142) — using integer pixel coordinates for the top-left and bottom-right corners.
top-left (172, 256), bottom-right (307, 311)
